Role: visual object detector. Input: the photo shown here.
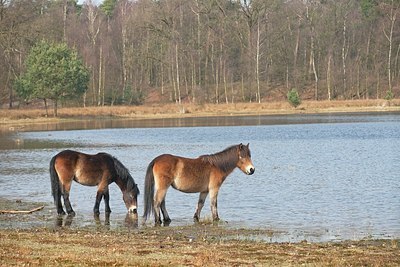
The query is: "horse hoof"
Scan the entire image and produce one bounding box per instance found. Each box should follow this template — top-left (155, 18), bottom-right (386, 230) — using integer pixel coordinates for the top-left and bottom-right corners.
top-left (163, 219), bottom-right (171, 226)
top-left (68, 211), bottom-right (76, 216)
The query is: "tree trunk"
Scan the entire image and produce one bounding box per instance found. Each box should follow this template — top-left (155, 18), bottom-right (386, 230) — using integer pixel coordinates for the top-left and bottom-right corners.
top-left (175, 43), bottom-right (181, 105)
top-left (327, 53), bottom-right (332, 101)
top-left (256, 19), bottom-right (261, 103)
top-left (342, 19), bottom-right (347, 98)
top-left (98, 45), bottom-right (102, 106)
top-left (384, 1), bottom-right (396, 93)
top-left (63, 0), bottom-right (67, 42)
top-left (53, 100), bottom-right (58, 117)
top-left (121, 3), bottom-right (128, 101)
top-left (365, 30), bottom-right (371, 100)
top-left (293, 17), bottom-right (301, 89)
top-left (44, 99), bottom-right (48, 117)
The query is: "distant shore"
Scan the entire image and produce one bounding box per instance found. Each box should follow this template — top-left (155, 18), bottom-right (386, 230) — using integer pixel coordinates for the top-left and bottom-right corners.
top-left (1, 99), bottom-right (399, 130)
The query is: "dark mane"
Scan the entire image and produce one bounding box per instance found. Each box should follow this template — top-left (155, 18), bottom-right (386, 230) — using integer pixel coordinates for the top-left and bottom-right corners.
top-left (199, 145), bottom-right (238, 173)
top-left (112, 157), bottom-right (140, 195)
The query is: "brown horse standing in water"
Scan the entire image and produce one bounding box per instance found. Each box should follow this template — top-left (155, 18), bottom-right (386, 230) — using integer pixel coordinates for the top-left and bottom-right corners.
top-left (50, 150), bottom-right (140, 216)
top-left (143, 143), bottom-right (255, 225)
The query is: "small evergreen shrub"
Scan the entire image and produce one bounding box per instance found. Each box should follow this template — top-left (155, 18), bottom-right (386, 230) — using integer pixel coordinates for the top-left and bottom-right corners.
top-left (287, 88), bottom-right (301, 108)
top-left (384, 90), bottom-right (394, 101)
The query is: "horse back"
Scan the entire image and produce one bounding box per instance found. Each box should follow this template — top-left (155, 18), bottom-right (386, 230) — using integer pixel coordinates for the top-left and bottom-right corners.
top-left (54, 150), bottom-right (115, 186)
top-left (152, 154), bottom-right (212, 193)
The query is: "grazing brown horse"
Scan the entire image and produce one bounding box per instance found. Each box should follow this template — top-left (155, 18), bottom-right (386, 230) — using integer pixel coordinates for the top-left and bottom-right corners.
top-left (50, 150), bottom-right (139, 216)
top-left (143, 143), bottom-right (255, 225)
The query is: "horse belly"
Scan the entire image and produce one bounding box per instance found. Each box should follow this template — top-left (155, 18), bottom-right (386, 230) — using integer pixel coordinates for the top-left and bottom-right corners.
top-left (74, 169), bottom-right (102, 186)
top-left (172, 174), bottom-right (209, 193)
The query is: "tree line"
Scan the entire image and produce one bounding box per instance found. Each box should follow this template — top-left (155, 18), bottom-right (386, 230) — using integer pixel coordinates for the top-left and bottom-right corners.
top-left (1, 0), bottom-right (399, 109)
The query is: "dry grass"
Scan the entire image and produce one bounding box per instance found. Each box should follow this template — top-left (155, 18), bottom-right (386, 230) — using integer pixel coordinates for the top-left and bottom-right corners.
top-left (1, 99), bottom-right (399, 124)
top-left (0, 227), bottom-right (399, 266)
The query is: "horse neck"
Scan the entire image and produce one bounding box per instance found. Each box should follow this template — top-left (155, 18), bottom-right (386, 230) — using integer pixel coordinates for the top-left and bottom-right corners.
top-left (201, 146), bottom-right (238, 175)
top-left (114, 176), bottom-right (127, 191)
top-left (112, 158), bottom-right (132, 192)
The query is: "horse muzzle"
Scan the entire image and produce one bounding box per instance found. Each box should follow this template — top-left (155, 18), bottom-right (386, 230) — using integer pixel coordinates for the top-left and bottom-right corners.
top-left (128, 207), bottom-right (138, 214)
top-left (246, 166), bottom-right (255, 175)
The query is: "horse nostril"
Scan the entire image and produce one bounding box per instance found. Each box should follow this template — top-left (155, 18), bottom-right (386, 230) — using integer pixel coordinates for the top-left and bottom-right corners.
top-left (130, 208), bottom-right (138, 214)
top-left (249, 168), bottom-right (255, 175)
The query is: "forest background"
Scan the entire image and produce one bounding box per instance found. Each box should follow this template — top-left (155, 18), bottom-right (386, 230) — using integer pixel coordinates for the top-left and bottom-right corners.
top-left (0, 0), bottom-right (399, 110)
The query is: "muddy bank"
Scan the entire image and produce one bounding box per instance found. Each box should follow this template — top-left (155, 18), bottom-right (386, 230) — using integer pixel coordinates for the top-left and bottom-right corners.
top-left (1, 198), bottom-right (399, 266)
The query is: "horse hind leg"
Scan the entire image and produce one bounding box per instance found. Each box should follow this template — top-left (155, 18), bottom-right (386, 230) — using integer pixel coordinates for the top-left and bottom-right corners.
top-left (160, 199), bottom-right (171, 225)
top-left (61, 183), bottom-right (75, 216)
top-left (154, 188), bottom-right (168, 225)
top-left (55, 187), bottom-right (65, 215)
top-left (103, 189), bottom-right (111, 213)
top-left (94, 191), bottom-right (104, 215)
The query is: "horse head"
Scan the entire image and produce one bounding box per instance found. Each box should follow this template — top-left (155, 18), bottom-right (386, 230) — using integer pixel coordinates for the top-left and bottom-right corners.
top-left (236, 143), bottom-right (255, 175)
top-left (123, 178), bottom-right (140, 215)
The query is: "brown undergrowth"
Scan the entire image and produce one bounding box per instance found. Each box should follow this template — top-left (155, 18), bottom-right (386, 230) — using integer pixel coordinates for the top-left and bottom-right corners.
top-left (1, 99), bottom-right (399, 124)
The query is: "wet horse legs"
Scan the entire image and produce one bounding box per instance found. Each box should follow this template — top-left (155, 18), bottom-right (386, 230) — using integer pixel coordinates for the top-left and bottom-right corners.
top-left (61, 188), bottom-right (75, 215)
top-left (154, 188), bottom-right (169, 225)
top-left (57, 183), bottom-right (75, 215)
top-left (94, 188), bottom-right (111, 214)
top-left (160, 199), bottom-right (171, 225)
top-left (210, 189), bottom-right (219, 221)
top-left (193, 192), bottom-right (208, 222)
top-left (55, 189), bottom-right (66, 215)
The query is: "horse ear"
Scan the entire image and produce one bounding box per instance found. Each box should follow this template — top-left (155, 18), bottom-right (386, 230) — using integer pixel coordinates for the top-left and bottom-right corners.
top-left (247, 143), bottom-right (250, 148)
top-left (239, 143), bottom-right (243, 150)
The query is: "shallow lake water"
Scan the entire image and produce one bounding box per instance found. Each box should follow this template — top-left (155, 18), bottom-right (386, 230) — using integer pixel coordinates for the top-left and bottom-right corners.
top-left (1, 112), bottom-right (399, 242)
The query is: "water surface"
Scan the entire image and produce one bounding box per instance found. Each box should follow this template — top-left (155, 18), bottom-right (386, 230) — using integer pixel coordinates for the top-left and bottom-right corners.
top-left (1, 112), bottom-right (399, 242)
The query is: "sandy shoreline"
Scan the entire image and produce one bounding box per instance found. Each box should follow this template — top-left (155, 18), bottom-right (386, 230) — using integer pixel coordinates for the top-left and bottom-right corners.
top-left (1, 100), bottom-right (400, 126)
top-left (0, 199), bottom-right (399, 266)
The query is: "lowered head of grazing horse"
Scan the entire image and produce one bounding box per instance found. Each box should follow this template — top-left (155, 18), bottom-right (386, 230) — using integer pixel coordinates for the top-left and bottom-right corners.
top-left (50, 150), bottom-right (140, 216)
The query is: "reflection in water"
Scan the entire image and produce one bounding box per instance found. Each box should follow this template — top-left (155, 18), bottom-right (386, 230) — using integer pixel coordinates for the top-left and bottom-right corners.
top-left (2, 112), bottom-right (400, 133)
top-left (54, 212), bottom-right (138, 230)
top-left (55, 214), bottom-right (75, 228)
top-left (94, 213), bottom-right (110, 230)
top-left (125, 213), bottom-right (139, 228)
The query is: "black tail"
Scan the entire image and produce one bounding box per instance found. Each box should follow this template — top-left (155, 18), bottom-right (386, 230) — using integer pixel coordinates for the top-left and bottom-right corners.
top-left (49, 155), bottom-right (61, 206)
top-left (143, 159), bottom-right (156, 221)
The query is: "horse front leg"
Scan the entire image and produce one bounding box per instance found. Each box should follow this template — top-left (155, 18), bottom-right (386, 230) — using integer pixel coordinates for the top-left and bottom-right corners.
top-left (194, 192), bottom-right (208, 222)
top-left (209, 189), bottom-right (219, 221)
